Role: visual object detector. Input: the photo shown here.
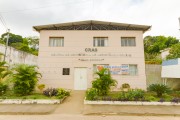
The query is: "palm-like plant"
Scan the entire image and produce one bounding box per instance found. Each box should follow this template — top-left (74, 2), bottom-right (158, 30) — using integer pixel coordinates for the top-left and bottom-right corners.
top-left (92, 68), bottom-right (117, 96)
top-left (0, 61), bottom-right (10, 82)
top-left (12, 64), bottom-right (42, 95)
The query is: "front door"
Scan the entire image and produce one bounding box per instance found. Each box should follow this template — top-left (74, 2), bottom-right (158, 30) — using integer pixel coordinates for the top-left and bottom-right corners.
top-left (74, 68), bottom-right (87, 90)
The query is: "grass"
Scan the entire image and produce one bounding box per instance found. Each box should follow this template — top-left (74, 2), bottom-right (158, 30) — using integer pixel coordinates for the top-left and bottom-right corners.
top-left (0, 90), bottom-right (59, 99)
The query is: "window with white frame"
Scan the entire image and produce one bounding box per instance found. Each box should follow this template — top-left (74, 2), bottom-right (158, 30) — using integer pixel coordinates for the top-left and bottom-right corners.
top-left (121, 37), bottom-right (136, 46)
top-left (93, 37), bottom-right (108, 47)
top-left (49, 37), bottom-right (64, 47)
top-left (129, 64), bottom-right (138, 75)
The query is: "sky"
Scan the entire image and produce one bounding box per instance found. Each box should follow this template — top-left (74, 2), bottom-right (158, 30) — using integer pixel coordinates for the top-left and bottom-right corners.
top-left (0, 0), bottom-right (180, 38)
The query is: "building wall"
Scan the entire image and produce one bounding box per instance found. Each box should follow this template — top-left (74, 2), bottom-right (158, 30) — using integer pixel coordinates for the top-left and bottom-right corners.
top-left (0, 44), bottom-right (37, 65)
top-left (38, 30), bottom-right (146, 90)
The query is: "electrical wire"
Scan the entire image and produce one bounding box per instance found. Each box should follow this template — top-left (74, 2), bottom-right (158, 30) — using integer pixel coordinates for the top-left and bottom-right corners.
top-left (0, 13), bottom-right (7, 30)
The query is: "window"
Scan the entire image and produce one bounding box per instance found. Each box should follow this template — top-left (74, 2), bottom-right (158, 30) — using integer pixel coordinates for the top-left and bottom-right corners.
top-left (93, 37), bottom-right (108, 47)
top-left (121, 37), bottom-right (136, 46)
top-left (129, 64), bottom-right (138, 75)
top-left (49, 37), bottom-right (64, 47)
top-left (62, 68), bottom-right (70, 75)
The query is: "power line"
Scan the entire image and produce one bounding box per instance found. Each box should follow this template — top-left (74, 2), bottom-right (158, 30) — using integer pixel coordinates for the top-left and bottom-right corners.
top-left (0, 13), bottom-right (7, 30)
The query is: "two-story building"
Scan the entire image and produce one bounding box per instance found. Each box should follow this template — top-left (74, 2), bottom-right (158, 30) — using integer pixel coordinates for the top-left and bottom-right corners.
top-left (33, 20), bottom-right (151, 90)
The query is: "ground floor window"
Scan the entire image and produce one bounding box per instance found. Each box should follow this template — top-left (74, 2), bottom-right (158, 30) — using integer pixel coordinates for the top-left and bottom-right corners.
top-left (128, 64), bottom-right (138, 75)
top-left (62, 68), bottom-right (70, 75)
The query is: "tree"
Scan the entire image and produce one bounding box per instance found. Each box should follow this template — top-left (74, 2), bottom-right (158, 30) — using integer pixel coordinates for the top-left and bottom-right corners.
top-left (92, 68), bottom-right (117, 96)
top-left (0, 62), bottom-right (11, 82)
top-left (166, 43), bottom-right (180, 60)
top-left (1, 33), bottom-right (23, 45)
top-left (12, 64), bottom-right (41, 95)
top-left (26, 36), bottom-right (39, 50)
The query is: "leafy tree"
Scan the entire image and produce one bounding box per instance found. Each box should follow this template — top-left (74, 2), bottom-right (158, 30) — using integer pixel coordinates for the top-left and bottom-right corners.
top-left (92, 68), bottom-right (117, 96)
top-left (26, 36), bottom-right (39, 50)
top-left (11, 64), bottom-right (41, 95)
top-left (1, 33), bottom-right (23, 45)
top-left (166, 43), bottom-right (180, 60)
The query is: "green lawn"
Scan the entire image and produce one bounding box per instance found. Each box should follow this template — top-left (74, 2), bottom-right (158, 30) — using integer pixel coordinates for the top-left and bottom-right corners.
top-left (0, 91), bottom-right (59, 99)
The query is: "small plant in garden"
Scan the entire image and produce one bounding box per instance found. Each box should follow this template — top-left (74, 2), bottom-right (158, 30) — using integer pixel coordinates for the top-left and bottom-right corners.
top-left (148, 84), bottom-right (171, 97)
top-left (92, 68), bottom-right (117, 96)
top-left (11, 64), bottom-right (42, 95)
top-left (56, 88), bottom-right (70, 99)
top-left (122, 83), bottom-right (130, 89)
top-left (37, 84), bottom-right (45, 92)
top-left (43, 88), bottom-right (58, 97)
top-left (171, 98), bottom-right (180, 103)
top-left (86, 88), bottom-right (98, 100)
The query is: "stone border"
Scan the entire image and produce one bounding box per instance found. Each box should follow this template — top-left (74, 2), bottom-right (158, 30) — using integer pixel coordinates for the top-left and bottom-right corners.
top-left (0, 97), bottom-right (67, 104)
top-left (84, 100), bottom-right (180, 106)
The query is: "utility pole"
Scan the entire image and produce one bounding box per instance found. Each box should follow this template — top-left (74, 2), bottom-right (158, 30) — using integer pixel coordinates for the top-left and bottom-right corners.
top-left (3, 29), bottom-right (10, 62)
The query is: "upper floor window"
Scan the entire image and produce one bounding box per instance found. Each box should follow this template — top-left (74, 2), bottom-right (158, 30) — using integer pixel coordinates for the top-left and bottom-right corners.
top-left (49, 37), bottom-right (64, 47)
top-left (93, 37), bottom-right (108, 47)
top-left (121, 37), bottom-right (136, 46)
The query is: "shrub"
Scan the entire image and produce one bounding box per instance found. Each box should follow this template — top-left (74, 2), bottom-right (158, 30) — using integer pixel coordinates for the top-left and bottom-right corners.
top-left (171, 98), bottom-right (180, 103)
top-left (145, 96), bottom-right (157, 102)
top-left (86, 88), bottom-right (98, 100)
top-left (0, 83), bottom-right (8, 95)
top-left (11, 64), bottom-right (41, 95)
top-left (0, 61), bottom-right (11, 81)
top-left (118, 89), bottom-right (145, 101)
top-left (37, 84), bottom-right (45, 92)
top-left (43, 88), bottom-right (58, 97)
top-left (92, 68), bottom-right (117, 96)
top-left (148, 84), bottom-right (171, 97)
top-left (122, 83), bottom-right (130, 89)
top-left (56, 88), bottom-right (70, 99)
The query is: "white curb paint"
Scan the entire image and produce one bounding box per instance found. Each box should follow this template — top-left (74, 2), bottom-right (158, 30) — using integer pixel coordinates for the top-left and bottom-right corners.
top-left (0, 99), bottom-right (62, 104)
top-left (84, 100), bottom-right (180, 106)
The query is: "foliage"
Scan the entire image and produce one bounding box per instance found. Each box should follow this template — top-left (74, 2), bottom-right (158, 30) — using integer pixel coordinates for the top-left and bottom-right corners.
top-left (37, 84), bottom-right (45, 92)
top-left (92, 68), bottom-right (117, 96)
top-left (145, 59), bottom-right (162, 64)
top-left (86, 88), bottom-right (98, 100)
top-left (144, 36), bottom-right (179, 62)
top-left (118, 89), bottom-right (145, 101)
top-left (144, 36), bottom-right (179, 54)
top-left (11, 64), bottom-right (41, 95)
top-left (166, 43), bottom-right (180, 60)
top-left (43, 88), bottom-right (58, 97)
top-left (0, 62), bottom-right (11, 82)
top-left (0, 83), bottom-right (8, 95)
top-left (0, 32), bottom-right (39, 56)
top-left (56, 88), bottom-right (70, 99)
top-left (121, 83), bottom-right (130, 89)
top-left (1, 33), bottom-right (23, 45)
top-left (148, 84), bottom-right (171, 97)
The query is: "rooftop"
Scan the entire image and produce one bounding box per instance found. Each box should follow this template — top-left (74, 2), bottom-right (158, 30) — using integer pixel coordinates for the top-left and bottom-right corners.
top-left (33, 20), bottom-right (151, 32)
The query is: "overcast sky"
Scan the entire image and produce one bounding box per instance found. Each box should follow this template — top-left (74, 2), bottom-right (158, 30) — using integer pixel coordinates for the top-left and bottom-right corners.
top-left (0, 0), bottom-right (180, 38)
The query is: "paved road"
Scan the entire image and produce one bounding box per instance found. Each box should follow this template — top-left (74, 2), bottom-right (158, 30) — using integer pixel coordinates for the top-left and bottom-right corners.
top-left (0, 114), bottom-right (179, 120)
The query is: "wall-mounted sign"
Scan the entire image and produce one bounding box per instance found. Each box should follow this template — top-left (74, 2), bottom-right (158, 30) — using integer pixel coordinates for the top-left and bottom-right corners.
top-left (85, 48), bottom-right (98, 52)
top-left (96, 65), bottom-right (129, 75)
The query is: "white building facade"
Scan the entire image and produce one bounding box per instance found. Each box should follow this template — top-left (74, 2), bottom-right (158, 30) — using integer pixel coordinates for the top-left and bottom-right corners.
top-left (34, 20), bottom-right (151, 90)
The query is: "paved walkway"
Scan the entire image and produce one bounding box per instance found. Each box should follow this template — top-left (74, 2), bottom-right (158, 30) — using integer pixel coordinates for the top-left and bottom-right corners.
top-left (53, 90), bottom-right (85, 114)
top-left (0, 114), bottom-right (179, 120)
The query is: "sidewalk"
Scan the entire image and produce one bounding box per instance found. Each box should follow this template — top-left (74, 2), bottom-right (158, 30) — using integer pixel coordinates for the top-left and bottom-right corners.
top-left (0, 104), bottom-right (57, 115)
top-left (83, 104), bottom-right (180, 116)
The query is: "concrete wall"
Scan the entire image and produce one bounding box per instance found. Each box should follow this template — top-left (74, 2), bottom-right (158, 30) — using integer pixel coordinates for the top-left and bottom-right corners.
top-left (0, 44), bottom-right (37, 65)
top-left (146, 64), bottom-right (180, 90)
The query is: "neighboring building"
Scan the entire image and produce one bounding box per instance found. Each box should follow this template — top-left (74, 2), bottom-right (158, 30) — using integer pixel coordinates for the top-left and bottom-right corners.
top-left (161, 59), bottom-right (180, 90)
top-left (33, 20), bottom-right (151, 90)
top-left (160, 48), bottom-right (170, 60)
